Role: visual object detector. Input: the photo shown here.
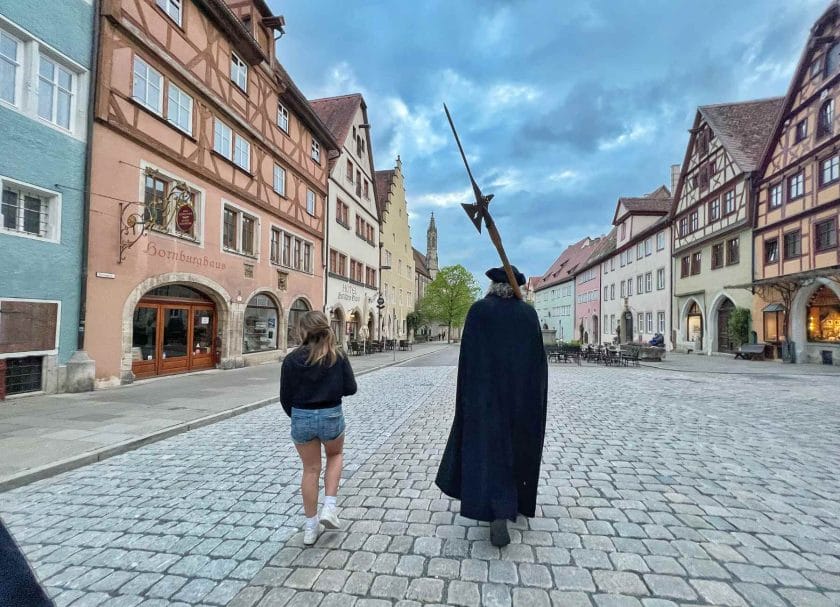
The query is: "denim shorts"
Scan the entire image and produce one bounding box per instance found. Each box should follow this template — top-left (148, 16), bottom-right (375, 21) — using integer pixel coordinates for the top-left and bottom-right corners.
top-left (290, 405), bottom-right (345, 445)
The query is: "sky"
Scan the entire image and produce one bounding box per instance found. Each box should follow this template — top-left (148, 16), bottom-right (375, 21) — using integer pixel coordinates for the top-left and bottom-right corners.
top-left (268, 0), bottom-right (827, 284)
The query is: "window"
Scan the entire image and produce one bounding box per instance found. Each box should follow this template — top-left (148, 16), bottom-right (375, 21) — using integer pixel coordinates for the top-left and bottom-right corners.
top-left (37, 54), bottom-right (73, 129)
top-left (604, 316), bottom-right (609, 334)
top-left (603, 287), bottom-right (608, 300)
top-left (627, 278), bottom-right (633, 296)
top-left (709, 197), bottom-right (721, 221)
top-left (222, 205), bottom-right (257, 256)
top-left (726, 237), bottom-right (740, 265)
top-left (610, 257), bottom-right (615, 270)
top-left (306, 189), bottom-right (316, 216)
top-left (620, 281), bottom-right (626, 298)
top-left (311, 139), bottom-right (321, 163)
top-left (711, 243), bottom-right (724, 269)
top-left (645, 272), bottom-right (652, 293)
top-left (336, 200), bottom-right (349, 227)
top-left (689, 211), bottom-right (699, 233)
top-left (691, 252), bottom-right (701, 275)
top-left (818, 99), bottom-right (834, 138)
top-left (156, 0), bottom-right (182, 25)
top-left (807, 285), bottom-right (840, 342)
top-left (788, 171), bottom-right (805, 200)
top-left (1, 30), bottom-right (20, 105)
top-left (657, 311), bottom-right (666, 334)
top-left (166, 82), bottom-right (192, 134)
top-left (356, 170), bottom-right (362, 197)
top-left (271, 228), bottom-right (281, 264)
top-left (282, 232), bottom-right (291, 266)
top-left (637, 314), bottom-right (644, 335)
top-left (1, 182), bottom-right (56, 240)
top-left (827, 43), bottom-right (840, 77)
top-left (724, 189), bottom-right (735, 215)
top-left (620, 223), bottom-right (626, 240)
top-left (769, 183), bottom-right (783, 209)
top-left (636, 243), bottom-right (643, 260)
top-left (610, 284), bottom-right (615, 300)
top-left (645, 238), bottom-right (651, 256)
top-left (230, 52), bottom-right (247, 92)
top-left (795, 119), bottom-right (808, 143)
top-left (656, 232), bottom-right (665, 251)
top-left (637, 275), bottom-right (643, 294)
top-left (646, 312), bottom-right (653, 333)
top-left (364, 181), bottom-right (369, 199)
top-left (143, 173), bottom-right (196, 239)
top-left (815, 218), bottom-right (838, 252)
top-left (679, 217), bottom-right (688, 237)
top-left (764, 238), bottom-right (779, 264)
top-left (243, 294), bottom-right (278, 353)
top-left (620, 251), bottom-right (626, 267)
top-left (784, 230), bottom-right (801, 260)
top-left (277, 103), bottom-right (289, 133)
top-left (213, 120), bottom-right (232, 158)
top-left (346, 160), bottom-right (353, 182)
top-left (821, 156), bottom-right (840, 186)
top-left (233, 135), bottom-right (250, 172)
top-left (132, 56), bottom-right (162, 114)
top-left (681, 255), bottom-right (690, 278)
top-left (273, 164), bottom-right (286, 196)
top-left (656, 268), bottom-right (665, 290)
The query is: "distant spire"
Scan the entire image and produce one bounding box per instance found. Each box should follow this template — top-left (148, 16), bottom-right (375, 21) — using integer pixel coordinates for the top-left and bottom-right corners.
top-left (426, 212), bottom-right (439, 279)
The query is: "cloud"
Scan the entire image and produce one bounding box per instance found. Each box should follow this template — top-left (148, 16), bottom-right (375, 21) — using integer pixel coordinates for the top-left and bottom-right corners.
top-left (413, 187), bottom-right (472, 209)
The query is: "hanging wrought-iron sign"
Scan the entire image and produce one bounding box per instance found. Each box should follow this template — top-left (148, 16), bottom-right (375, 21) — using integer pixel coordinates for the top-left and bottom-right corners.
top-left (176, 204), bottom-right (195, 233)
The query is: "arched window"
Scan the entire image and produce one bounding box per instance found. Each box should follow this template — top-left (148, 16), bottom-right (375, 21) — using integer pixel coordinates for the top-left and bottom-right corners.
top-left (807, 286), bottom-right (840, 342)
top-left (826, 42), bottom-right (840, 77)
top-left (287, 298), bottom-right (311, 346)
top-left (243, 294), bottom-right (279, 353)
top-left (819, 99), bottom-right (835, 138)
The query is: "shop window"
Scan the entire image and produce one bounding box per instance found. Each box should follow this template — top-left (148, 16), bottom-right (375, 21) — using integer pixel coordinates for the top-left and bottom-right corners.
top-left (243, 294), bottom-right (279, 353)
top-left (807, 286), bottom-right (840, 343)
top-left (763, 303), bottom-right (785, 343)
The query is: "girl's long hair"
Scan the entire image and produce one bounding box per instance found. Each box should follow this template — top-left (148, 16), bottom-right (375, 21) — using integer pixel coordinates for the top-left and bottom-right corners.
top-left (299, 310), bottom-right (343, 366)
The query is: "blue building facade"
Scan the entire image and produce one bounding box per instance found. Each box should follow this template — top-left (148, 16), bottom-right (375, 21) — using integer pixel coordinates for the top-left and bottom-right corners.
top-left (535, 279), bottom-right (576, 342)
top-left (0, 0), bottom-right (94, 395)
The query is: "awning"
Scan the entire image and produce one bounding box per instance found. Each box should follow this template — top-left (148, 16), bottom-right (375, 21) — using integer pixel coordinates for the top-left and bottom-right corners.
top-left (762, 303), bottom-right (786, 313)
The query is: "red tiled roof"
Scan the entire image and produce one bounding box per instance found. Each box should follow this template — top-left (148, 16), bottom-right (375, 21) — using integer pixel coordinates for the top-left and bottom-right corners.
top-left (699, 97), bottom-right (784, 173)
top-left (309, 93), bottom-right (364, 148)
top-left (413, 248), bottom-right (431, 278)
top-left (374, 169), bottom-right (395, 217)
top-left (534, 235), bottom-right (602, 291)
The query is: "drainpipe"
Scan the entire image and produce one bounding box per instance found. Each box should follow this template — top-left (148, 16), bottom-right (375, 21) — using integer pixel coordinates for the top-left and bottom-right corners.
top-left (323, 180), bottom-right (330, 317)
top-left (78, 0), bottom-right (100, 350)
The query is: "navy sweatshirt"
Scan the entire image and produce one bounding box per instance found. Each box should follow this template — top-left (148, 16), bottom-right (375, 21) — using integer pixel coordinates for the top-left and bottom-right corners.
top-left (280, 347), bottom-right (357, 417)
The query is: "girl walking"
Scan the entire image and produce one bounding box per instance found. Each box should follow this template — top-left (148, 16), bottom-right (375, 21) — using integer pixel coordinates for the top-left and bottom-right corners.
top-left (281, 311), bottom-right (357, 545)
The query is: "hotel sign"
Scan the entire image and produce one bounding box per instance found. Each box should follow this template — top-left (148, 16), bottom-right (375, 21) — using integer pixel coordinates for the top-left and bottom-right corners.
top-left (338, 283), bottom-right (360, 303)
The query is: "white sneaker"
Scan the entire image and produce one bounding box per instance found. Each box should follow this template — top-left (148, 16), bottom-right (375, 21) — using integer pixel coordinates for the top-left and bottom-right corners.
top-left (320, 504), bottom-right (341, 530)
top-left (303, 523), bottom-right (322, 546)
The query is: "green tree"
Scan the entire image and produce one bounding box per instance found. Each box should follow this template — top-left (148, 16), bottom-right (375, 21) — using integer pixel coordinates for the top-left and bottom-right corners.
top-left (419, 265), bottom-right (480, 343)
top-left (727, 307), bottom-right (752, 347)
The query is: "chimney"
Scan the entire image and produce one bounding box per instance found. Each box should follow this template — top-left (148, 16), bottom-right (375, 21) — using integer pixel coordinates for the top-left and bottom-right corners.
top-left (670, 164), bottom-right (680, 195)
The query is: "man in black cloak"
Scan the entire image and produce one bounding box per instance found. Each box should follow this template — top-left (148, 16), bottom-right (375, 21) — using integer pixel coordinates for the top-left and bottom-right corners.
top-left (435, 265), bottom-right (548, 547)
top-left (0, 517), bottom-right (55, 607)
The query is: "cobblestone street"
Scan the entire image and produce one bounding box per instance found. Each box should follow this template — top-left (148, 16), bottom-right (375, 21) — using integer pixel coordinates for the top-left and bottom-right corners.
top-left (2, 348), bottom-right (840, 606)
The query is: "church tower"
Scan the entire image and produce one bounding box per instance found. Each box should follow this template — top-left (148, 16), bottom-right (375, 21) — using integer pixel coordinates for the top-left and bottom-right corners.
top-left (426, 213), bottom-right (439, 279)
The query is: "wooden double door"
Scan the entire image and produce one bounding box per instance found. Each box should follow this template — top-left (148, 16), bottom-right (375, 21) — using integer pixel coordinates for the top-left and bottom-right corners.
top-left (131, 298), bottom-right (216, 379)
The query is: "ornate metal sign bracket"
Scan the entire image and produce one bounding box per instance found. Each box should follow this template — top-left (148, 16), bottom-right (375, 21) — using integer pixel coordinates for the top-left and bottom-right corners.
top-left (118, 169), bottom-right (193, 264)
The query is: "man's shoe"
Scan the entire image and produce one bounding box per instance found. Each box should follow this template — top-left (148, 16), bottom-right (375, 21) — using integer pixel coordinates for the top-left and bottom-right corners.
top-left (320, 505), bottom-right (341, 530)
top-left (490, 519), bottom-right (510, 547)
top-left (303, 523), bottom-right (322, 546)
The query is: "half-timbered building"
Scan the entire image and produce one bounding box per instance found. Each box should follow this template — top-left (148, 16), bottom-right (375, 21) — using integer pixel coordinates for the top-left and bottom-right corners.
top-left (670, 97), bottom-right (782, 354)
top-left (601, 186), bottom-right (673, 348)
top-left (751, 1), bottom-right (840, 365)
top-left (310, 93), bottom-right (380, 347)
top-left (85, 0), bottom-right (337, 386)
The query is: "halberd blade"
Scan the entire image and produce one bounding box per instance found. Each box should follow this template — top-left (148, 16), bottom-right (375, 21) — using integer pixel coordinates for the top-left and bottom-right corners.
top-left (461, 203), bottom-right (483, 233)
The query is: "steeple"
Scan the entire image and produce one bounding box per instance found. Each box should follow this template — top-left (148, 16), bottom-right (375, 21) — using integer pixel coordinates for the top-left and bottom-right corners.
top-left (426, 212), bottom-right (438, 279)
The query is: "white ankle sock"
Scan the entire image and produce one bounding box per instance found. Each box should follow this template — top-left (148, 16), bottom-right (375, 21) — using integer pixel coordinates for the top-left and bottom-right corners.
top-left (324, 496), bottom-right (337, 509)
top-left (305, 515), bottom-right (319, 530)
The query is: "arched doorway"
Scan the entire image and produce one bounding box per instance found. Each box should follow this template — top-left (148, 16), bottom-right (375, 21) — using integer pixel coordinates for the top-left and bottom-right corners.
top-left (347, 310), bottom-right (361, 340)
top-left (243, 293), bottom-right (280, 354)
top-left (686, 300), bottom-right (703, 349)
top-left (131, 285), bottom-right (216, 378)
top-left (330, 308), bottom-right (345, 345)
top-left (716, 298), bottom-right (736, 353)
top-left (287, 298), bottom-right (311, 347)
top-left (623, 310), bottom-right (633, 344)
top-left (592, 314), bottom-right (599, 344)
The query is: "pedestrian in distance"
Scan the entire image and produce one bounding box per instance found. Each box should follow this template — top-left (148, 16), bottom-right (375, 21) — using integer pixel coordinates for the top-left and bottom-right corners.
top-left (435, 265), bottom-right (548, 547)
top-left (281, 311), bottom-right (357, 545)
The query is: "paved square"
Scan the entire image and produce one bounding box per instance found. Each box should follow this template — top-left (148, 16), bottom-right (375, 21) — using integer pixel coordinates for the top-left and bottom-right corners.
top-left (2, 351), bottom-right (840, 606)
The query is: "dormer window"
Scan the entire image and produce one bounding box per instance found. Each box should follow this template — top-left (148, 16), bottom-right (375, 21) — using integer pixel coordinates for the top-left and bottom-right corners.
top-left (230, 52), bottom-right (247, 92)
top-left (825, 42), bottom-right (840, 77)
top-left (818, 99), bottom-right (834, 139)
top-left (696, 127), bottom-right (709, 156)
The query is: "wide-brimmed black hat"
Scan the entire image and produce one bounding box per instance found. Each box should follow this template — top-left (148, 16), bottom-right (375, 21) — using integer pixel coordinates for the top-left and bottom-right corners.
top-left (485, 265), bottom-right (526, 286)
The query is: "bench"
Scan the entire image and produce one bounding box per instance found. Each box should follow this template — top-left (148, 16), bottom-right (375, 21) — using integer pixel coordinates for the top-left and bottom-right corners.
top-left (734, 344), bottom-right (766, 361)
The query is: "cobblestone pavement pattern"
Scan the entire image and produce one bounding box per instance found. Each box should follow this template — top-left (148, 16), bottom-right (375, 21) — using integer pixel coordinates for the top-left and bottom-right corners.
top-left (3, 353), bottom-right (840, 607)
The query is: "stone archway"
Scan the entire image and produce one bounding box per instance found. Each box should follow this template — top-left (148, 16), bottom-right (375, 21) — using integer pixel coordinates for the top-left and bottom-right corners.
top-left (708, 292), bottom-right (737, 353)
top-left (792, 278), bottom-right (840, 363)
top-left (330, 305), bottom-right (346, 347)
top-left (681, 298), bottom-right (705, 352)
top-left (121, 273), bottom-right (231, 383)
top-left (287, 297), bottom-right (312, 347)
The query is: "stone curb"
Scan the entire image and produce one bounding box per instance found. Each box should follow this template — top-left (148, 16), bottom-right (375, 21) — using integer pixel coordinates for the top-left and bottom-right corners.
top-left (0, 345), bottom-right (447, 493)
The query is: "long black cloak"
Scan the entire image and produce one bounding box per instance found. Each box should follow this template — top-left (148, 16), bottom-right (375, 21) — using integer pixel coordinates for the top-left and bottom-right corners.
top-left (435, 293), bottom-right (548, 522)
